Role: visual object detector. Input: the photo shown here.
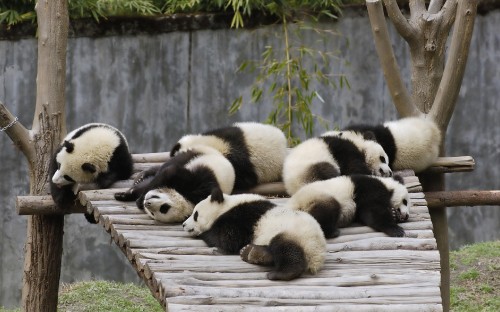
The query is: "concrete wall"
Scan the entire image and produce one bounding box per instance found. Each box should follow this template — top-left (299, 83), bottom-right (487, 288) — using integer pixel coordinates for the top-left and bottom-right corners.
top-left (1, 9), bottom-right (499, 308)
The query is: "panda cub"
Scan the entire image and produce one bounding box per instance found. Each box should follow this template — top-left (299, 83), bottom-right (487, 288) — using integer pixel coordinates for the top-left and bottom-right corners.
top-left (183, 189), bottom-right (326, 281)
top-left (344, 116), bottom-right (442, 172)
top-left (287, 174), bottom-right (410, 238)
top-left (114, 146), bottom-right (235, 223)
top-left (283, 133), bottom-right (392, 195)
top-left (170, 122), bottom-right (287, 191)
top-left (50, 123), bottom-right (133, 212)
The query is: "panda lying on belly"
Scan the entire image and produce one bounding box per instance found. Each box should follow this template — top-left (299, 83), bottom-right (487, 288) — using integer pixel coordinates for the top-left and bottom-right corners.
top-left (287, 174), bottom-right (410, 238)
top-left (114, 146), bottom-right (235, 223)
top-left (182, 189), bottom-right (326, 281)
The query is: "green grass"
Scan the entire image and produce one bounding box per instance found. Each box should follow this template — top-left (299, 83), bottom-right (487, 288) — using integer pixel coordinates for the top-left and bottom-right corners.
top-left (2, 241), bottom-right (499, 311)
top-left (57, 281), bottom-right (163, 312)
top-left (450, 240), bottom-right (500, 312)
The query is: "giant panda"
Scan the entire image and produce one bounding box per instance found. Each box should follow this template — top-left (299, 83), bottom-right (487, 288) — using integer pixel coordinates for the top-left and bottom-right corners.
top-left (282, 133), bottom-right (392, 195)
top-left (49, 123), bottom-right (134, 222)
top-left (114, 146), bottom-right (235, 223)
top-left (170, 122), bottom-right (287, 191)
top-left (182, 189), bottom-right (326, 281)
top-left (343, 116), bottom-right (442, 172)
top-left (287, 174), bottom-right (410, 238)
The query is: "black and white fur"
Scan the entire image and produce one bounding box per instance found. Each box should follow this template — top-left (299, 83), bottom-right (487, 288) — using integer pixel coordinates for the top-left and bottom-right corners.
top-left (343, 117), bottom-right (442, 172)
top-left (50, 123), bottom-right (133, 215)
top-left (283, 133), bottom-right (392, 195)
top-left (287, 174), bottom-right (410, 238)
top-left (114, 146), bottom-right (235, 223)
top-left (170, 122), bottom-right (287, 191)
top-left (183, 189), bottom-right (326, 281)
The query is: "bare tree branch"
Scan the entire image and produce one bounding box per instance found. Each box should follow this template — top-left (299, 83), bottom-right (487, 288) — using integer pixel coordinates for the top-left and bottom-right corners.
top-left (441, 0), bottom-right (458, 29)
top-left (382, 0), bottom-right (417, 42)
top-left (0, 101), bottom-right (35, 162)
top-left (428, 0), bottom-right (444, 14)
top-left (430, 0), bottom-right (478, 129)
top-left (409, 0), bottom-right (426, 20)
top-left (366, 0), bottom-right (420, 117)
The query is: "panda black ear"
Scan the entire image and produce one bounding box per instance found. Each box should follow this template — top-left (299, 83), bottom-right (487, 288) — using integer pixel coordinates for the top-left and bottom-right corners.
top-left (170, 143), bottom-right (181, 157)
top-left (210, 188), bottom-right (224, 204)
top-left (82, 163), bottom-right (96, 173)
top-left (63, 141), bottom-right (74, 153)
top-left (392, 174), bottom-right (404, 185)
top-left (363, 131), bottom-right (377, 141)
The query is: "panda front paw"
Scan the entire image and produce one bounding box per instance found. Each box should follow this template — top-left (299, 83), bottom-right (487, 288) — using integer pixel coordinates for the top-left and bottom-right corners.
top-left (383, 225), bottom-right (405, 237)
top-left (114, 191), bottom-right (135, 201)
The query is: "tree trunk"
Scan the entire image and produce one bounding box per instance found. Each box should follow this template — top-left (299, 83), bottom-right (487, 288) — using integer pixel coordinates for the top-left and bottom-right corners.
top-left (21, 1), bottom-right (69, 311)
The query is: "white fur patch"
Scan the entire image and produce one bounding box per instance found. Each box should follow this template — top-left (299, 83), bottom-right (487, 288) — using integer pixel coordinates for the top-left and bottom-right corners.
top-left (385, 117), bottom-right (441, 172)
top-left (376, 177), bottom-right (411, 220)
top-left (233, 122), bottom-right (287, 184)
top-left (253, 206), bottom-right (326, 274)
top-left (283, 138), bottom-right (339, 195)
top-left (185, 153), bottom-right (235, 194)
top-left (287, 176), bottom-right (357, 227)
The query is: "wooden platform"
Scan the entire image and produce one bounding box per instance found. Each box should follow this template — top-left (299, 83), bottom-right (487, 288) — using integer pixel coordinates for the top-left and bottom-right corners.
top-left (78, 164), bottom-right (442, 311)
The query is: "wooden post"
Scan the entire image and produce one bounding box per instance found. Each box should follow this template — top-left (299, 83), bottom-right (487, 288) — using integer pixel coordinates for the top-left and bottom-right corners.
top-left (0, 0), bottom-right (69, 311)
top-left (366, 1), bottom-right (479, 311)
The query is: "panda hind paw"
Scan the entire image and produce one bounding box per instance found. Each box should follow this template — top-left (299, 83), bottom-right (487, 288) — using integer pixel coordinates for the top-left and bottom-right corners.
top-left (114, 191), bottom-right (134, 201)
top-left (240, 244), bottom-right (274, 266)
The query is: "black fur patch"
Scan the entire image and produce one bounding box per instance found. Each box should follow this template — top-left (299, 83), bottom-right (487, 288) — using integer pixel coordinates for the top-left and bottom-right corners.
top-left (320, 136), bottom-right (371, 175)
top-left (267, 233), bottom-right (307, 281)
top-left (344, 124), bottom-right (397, 169)
top-left (198, 200), bottom-right (275, 254)
top-left (204, 126), bottom-right (259, 191)
top-left (115, 150), bottom-right (200, 204)
top-left (308, 198), bottom-right (342, 238)
top-left (95, 133), bottom-right (133, 188)
top-left (350, 175), bottom-right (405, 237)
top-left (304, 162), bottom-right (340, 184)
top-left (63, 141), bottom-right (74, 153)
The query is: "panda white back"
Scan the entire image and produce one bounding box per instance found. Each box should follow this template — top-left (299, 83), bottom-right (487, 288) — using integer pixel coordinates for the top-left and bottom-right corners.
top-left (233, 122), bottom-right (287, 184)
top-left (384, 117), bottom-right (441, 172)
top-left (283, 138), bottom-right (339, 195)
top-left (287, 176), bottom-right (357, 227)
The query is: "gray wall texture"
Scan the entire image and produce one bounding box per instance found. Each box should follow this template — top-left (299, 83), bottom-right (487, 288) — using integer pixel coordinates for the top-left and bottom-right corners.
top-left (1, 9), bottom-right (499, 308)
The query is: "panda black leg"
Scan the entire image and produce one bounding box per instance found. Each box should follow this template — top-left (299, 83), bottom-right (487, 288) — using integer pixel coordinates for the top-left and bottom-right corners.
top-left (358, 208), bottom-right (406, 237)
top-left (307, 198), bottom-right (342, 239)
top-left (240, 244), bottom-right (274, 266)
top-left (266, 234), bottom-right (307, 281)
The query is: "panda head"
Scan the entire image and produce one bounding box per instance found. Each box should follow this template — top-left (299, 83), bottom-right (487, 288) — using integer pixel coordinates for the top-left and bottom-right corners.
top-left (182, 188), bottom-right (227, 236)
top-left (142, 188), bottom-right (194, 223)
top-left (51, 140), bottom-right (102, 187)
top-left (380, 176), bottom-right (410, 222)
top-left (362, 140), bottom-right (392, 177)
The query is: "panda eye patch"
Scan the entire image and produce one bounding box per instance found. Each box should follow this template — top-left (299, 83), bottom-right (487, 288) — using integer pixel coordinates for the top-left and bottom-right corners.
top-left (63, 175), bottom-right (75, 183)
top-left (379, 156), bottom-right (386, 163)
top-left (159, 204), bottom-right (170, 214)
top-left (403, 199), bottom-right (408, 206)
top-left (194, 211), bottom-right (198, 222)
top-left (57, 162), bottom-right (61, 169)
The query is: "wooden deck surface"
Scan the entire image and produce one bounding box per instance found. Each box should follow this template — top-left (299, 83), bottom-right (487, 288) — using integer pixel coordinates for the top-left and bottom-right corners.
top-left (78, 164), bottom-right (442, 311)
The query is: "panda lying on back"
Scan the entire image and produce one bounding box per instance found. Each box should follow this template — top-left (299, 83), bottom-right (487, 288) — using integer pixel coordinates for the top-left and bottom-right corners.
top-left (287, 175), bottom-right (410, 238)
top-left (343, 116), bottom-right (442, 172)
top-left (283, 132), bottom-right (392, 195)
top-left (114, 146), bottom-right (235, 223)
top-left (49, 123), bottom-right (134, 222)
top-left (170, 122), bottom-right (287, 191)
top-left (183, 189), bottom-right (326, 281)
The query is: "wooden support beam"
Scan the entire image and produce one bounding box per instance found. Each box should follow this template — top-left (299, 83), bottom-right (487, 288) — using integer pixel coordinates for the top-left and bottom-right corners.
top-left (17, 195), bottom-right (86, 215)
top-left (425, 190), bottom-right (500, 208)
